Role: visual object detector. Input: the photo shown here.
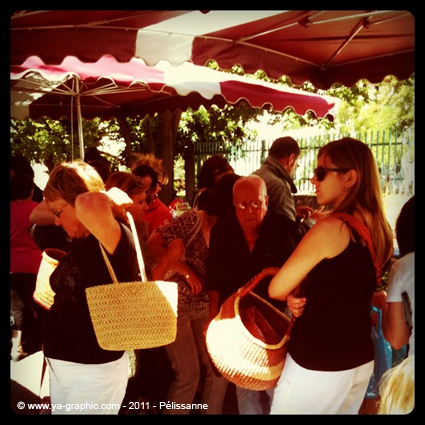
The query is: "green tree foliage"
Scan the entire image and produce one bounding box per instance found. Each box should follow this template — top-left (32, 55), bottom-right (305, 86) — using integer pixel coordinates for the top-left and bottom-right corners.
top-left (177, 104), bottom-right (260, 153)
top-left (10, 117), bottom-right (124, 170)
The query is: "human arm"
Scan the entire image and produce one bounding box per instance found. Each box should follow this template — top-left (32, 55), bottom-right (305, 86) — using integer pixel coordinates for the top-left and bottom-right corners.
top-left (269, 217), bottom-right (351, 301)
top-left (382, 263), bottom-right (412, 350)
top-left (147, 231), bottom-right (202, 294)
top-left (75, 188), bottom-right (132, 255)
top-left (150, 238), bottom-right (184, 280)
top-left (382, 302), bottom-right (411, 350)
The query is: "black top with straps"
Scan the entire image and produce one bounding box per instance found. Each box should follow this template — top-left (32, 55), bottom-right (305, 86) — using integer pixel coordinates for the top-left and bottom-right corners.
top-left (288, 219), bottom-right (376, 371)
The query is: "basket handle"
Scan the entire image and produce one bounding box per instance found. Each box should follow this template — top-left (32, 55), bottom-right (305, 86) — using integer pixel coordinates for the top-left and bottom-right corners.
top-left (126, 212), bottom-right (148, 283)
top-left (99, 212), bottom-right (149, 284)
top-left (99, 243), bottom-right (119, 284)
top-left (239, 266), bottom-right (298, 338)
top-left (238, 267), bottom-right (280, 298)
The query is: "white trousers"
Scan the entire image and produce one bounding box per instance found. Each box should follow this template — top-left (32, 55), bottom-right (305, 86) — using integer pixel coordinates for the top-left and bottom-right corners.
top-left (47, 353), bottom-right (128, 414)
top-left (270, 354), bottom-right (374, 414)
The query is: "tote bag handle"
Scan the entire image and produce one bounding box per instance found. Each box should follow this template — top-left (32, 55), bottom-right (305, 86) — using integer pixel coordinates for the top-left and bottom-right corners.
top-left (99, 212), bottom-right (148, 284)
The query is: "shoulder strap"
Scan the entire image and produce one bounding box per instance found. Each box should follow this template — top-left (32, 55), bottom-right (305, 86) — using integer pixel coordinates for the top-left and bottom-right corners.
top-left (126, 212), bottom-right (148, 282)
top-left (99, 243), bottom-right (119, 284)
top-left (99, 212), bottom-right (148, 284)
top-left (186, 209), bottom-right (203, 248)
top-left (332, 213), bottom-right (381, 283)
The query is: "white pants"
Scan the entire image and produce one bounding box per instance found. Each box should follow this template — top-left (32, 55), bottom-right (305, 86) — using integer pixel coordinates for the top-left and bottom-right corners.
top-left (47, 353), bottom-right (128, 414)
top-left (270, 354), bottom-right (374, 414)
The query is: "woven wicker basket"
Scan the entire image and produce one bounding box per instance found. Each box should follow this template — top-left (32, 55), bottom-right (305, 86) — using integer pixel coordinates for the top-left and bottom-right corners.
top-left (86, 212), bottom-right (178, 351)
top-left (34, 248), bottom-right (67, 310)
top-left (206, 267), bottom-right (294, 391)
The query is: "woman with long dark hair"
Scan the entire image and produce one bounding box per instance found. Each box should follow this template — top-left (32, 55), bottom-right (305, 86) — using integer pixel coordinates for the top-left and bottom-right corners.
top-left (269, 138), bottom-right (393, 414)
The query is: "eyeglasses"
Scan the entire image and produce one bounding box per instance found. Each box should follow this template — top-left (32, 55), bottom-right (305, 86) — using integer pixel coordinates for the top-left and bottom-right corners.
top-left (234, 199), bottom-right (265, 211)
top-left (313, 166), bottom-right (350, 182)
top-left (52, 202), bottom-right (67, 219)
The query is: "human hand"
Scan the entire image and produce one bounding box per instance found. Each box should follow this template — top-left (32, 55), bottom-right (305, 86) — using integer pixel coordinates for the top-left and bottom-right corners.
top-left (372, 290), bottom-right (387, 311)
top-left (296, 205), bottom-right (315, 221)
top-left (185, 271), bottom-right (203, 295)
top-left (287, 292), bottom-right (307, 318)
top-left (105, 188), bottom-right (133, 221)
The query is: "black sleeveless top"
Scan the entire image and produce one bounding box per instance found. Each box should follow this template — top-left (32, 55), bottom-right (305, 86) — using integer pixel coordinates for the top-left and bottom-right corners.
top-left (288, 229), bottom-right (376, 371)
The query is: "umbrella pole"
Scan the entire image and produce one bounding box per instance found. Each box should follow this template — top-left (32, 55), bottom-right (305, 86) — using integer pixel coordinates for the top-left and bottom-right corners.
top-left (76, 95), bottom-right (84, 159)
top-left (75, 76), bottom-right (85, 159)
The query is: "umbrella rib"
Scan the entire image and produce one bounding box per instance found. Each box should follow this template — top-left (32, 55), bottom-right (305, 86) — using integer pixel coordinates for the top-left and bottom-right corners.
top-left (86, 87), bottom-right (172, 108)
top-left (304, 10), bottom-right (397, 26)
top-left (327, 48), bottom-right (415, 68)
top-left (320, 16), bottom-right (370, 70)
top-left (81, 84), bottom-right (154, 97)
top-left (11, 77), bottom-right (78, 96)
top-left (227, 38), bottom-right (320, 67)
top-left (236, 10), bottom-right (410, 70)
top-left (11, 10), bottom-right (161, 30)
top-left (319, 10), bottom-right (411, 70)
top-left (238, 11), bottom-right (326, 42)
top-left (364, 11), bottom-right (413, 27)
top-left (238, 10), bottom-right (403, 43)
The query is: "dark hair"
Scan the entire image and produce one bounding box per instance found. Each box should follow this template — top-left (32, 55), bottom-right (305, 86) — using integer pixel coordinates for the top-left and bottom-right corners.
top-left (396, 196), bottom-right (415, 257)
top-left (84, 147), bottom-right (104, 162)
top-left (10, 155), bottom-right (34, 178)
top-left (131, 153), bottom-right (169, 185)
top-left (10, 173), bottom-right (34, 200)
top-left (132, 164), bottom-right (158, 189)
top-left (87, 159), bottom-right (111, 183)
top-left (269, 137), bottom-right (300, 159)
top-left (198, 155), bottom-right (233, 191)
top-left (204, 173), bottom-right (241, 218)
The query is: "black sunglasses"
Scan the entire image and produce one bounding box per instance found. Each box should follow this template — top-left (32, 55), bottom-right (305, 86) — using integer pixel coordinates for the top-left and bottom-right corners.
top-left (127, 177), bottom-right (144, 194)
top-left (314, 166), bottom-right (350, 182)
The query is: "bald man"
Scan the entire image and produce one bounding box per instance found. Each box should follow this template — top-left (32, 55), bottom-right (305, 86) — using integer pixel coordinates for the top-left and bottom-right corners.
top-left (206, 175), bottom-right (302, 414)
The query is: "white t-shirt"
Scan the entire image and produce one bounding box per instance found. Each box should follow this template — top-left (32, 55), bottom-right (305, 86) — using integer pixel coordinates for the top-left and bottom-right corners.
top-left (386, 252), bottom-right (415, 356)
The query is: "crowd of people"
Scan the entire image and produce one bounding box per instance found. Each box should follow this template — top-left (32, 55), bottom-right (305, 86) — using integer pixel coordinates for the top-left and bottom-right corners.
top-left (10, 136), bottom-right (414, 415)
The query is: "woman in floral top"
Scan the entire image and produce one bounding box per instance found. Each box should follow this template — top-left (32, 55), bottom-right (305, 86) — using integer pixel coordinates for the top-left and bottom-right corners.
top-left (147, 173), bottom-right (239, 415)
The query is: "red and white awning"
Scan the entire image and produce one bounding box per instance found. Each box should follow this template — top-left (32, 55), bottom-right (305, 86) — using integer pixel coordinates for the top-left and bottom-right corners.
top-left (11, 55), bottom-right (340, 121)
top-left (11, 10), bottom-right (414, 89)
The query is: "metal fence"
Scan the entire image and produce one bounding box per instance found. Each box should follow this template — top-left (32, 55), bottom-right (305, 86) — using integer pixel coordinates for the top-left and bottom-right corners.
top-left (194, 129), bottom-right (414, 196)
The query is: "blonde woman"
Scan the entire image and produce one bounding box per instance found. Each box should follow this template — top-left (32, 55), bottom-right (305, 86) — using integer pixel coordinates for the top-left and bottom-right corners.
top-left (40, 161), bottom-right (138, 414)
top-left (269, 138), bottom-right (393, 414)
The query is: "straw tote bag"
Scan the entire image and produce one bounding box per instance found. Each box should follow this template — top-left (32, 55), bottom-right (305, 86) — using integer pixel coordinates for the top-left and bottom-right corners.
top-left (34, 248), bottom-right (67, 310)
top-left (206, 267), bottom-right (294, 391)
top-left (85, 212), bottom-right (178, 351)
